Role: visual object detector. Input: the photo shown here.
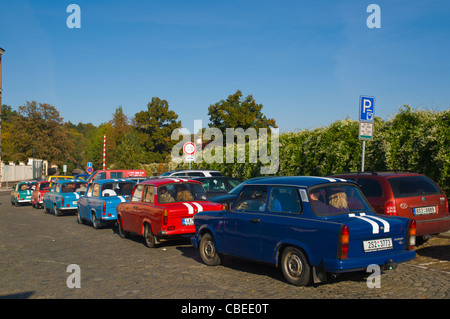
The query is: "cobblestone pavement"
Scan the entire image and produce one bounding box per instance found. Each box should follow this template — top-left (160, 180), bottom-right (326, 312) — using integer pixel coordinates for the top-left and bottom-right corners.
top-left (0, 193), bottom-right (449, 300)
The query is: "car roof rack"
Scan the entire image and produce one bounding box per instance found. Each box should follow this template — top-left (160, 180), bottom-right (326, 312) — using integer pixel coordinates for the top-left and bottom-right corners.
top-left (326, 170), bottom-right (418, 176)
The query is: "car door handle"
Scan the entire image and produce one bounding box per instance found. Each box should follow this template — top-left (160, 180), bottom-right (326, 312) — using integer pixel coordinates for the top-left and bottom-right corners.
top-left (250, 218), bottom-right (261, 223)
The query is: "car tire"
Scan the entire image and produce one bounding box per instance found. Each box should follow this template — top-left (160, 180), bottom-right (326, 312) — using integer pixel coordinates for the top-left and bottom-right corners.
top-left (77, 209), bottom-right (86, 225)
top-left (92, 213), bottom-right (101, 229)
top-left (54, 203), bottom-right (61, 216)
top-left (117, 216), bottom-right (130, 239)
top-left (199, 233), bottom-right (222, 266)
top-left (280, 247), bottom-right (311, 286)
top-left (143, 223), bottom-right (156, 248)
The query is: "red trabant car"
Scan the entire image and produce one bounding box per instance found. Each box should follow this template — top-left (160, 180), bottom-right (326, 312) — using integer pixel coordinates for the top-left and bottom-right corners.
top-left (31, 180), bottom-right (53, 209)
top-left (116, 178), bottom-right (225, 247)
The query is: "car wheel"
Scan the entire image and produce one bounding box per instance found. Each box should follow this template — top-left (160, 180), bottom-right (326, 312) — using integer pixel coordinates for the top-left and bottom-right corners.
top-left (143, 223), bottom-right (156, 248)
top-left (280, 247), bottom-right (311, 286)
top-left (117, 216), bottom-right (130, 239)
top-left (76, 209), bottom-right (86, 225)
top-left (92, 213), bottom-right (101, 229)
top-left (199, 233), bottom-right (222, 266)
top-left (54, 204), bottom-right (61, 216)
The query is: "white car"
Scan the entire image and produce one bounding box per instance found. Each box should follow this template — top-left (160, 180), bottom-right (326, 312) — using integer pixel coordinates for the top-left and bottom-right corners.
top-left (160, 169), bottom-right (223, 178)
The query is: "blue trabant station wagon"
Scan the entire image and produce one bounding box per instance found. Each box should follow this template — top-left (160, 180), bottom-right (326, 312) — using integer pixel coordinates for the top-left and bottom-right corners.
top-left (77, 179), bottom-right (136, 229)
top-left (191, 176), bottom-right (417, 286)
top-left (43, 179), bottom-right (87, 216)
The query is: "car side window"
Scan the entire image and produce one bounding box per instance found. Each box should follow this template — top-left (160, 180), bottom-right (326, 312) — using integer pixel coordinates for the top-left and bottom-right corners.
top-left (92, 184), bottom-right (100, 197)
top-left (268, 186), bottom-right (302, 214)
top-left (357, 178), bottom-right (383, 197)
top-left (131, 184), bottom-right (144, 202)
top-left (86, 184), bottom-right (93, 197)
top-left (142, 186), bottom-right (154, 203)
top-left (110, 172), bottom-right (123, 179)
top-left (233, 185), bottom-right (268, 212)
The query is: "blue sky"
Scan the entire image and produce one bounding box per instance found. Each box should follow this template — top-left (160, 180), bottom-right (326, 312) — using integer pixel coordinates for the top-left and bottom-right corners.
top-left (1, 0), bottom-right (449, 133)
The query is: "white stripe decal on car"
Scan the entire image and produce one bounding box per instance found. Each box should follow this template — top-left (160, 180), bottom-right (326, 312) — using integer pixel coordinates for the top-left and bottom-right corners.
top-left (362, 214), bottom-right (390, 233)
top-left (182, 202), bottom-right (194, 214)
top-left (349, 213), bottom-right (380, 234)
top-left (191, 202), bottom-right (203, 212)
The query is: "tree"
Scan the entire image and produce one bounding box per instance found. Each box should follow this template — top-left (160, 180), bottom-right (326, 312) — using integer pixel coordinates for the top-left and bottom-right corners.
top-left (114, 129), bottom-right (146, 169)
top-left (134, 97), bottom-right (182, 163)
top-left (208, 90), bottom-right (277, 133)
top-left (108, 106), bottom-right (131, 164)
top-left (2, 101), bottom-right (76, 166)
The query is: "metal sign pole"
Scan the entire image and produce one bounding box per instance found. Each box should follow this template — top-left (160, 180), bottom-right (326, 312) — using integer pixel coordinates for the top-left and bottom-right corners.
top-left (361, 140), bottom-right (365, 172)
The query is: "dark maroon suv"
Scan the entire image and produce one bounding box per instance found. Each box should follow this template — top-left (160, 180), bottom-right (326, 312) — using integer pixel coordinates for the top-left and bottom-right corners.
top-left (329, 172), bottom-right (450, 243)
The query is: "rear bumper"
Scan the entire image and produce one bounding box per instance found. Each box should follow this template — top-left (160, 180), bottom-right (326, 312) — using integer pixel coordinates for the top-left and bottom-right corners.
top-left (322, 250), bottom-right (416, 273)
top-left (416, 215), bottom-right (450, 236)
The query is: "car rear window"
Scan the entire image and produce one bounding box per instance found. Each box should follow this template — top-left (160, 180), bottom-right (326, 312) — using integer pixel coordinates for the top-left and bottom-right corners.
top-left (309, 184), bottom-right (372, 216)
top-left (61, 182), bottom-right (87, 193)
top-left (388, 175), bottom-right (443, 198)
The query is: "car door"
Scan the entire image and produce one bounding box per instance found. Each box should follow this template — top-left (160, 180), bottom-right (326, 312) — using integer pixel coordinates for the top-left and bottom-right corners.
top-left (79, 183), bottom-right (93, 219)
top-left (124, 184), bottom-right (144, 233)
top-left (223, 185), bottom-right (268, 260)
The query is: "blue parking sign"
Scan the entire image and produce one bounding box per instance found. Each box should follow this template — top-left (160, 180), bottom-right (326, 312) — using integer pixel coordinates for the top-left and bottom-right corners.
top-left (359, 96), bottom-right (375, 122)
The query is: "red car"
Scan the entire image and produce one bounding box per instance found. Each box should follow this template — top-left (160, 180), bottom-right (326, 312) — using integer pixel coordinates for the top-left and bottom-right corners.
top-left (116, 178), bottom-right (225, 247)
top-left (329, 172), bottom-right (450, 244)
top-left (31, 180), bottom-right (53, 209)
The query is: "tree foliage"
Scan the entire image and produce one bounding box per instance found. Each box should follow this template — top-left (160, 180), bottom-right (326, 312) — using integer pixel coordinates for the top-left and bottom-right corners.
top-left (134, 97), bottom-right (182, 163)
top-left (208, 90), bottom-right (277, 132)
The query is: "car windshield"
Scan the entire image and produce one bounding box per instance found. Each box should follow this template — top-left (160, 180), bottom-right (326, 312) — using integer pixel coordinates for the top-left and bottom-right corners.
top-left (101, 182), bottom-right (135, 197)
top-left (158, 182), bottom-right (207, 203)
top-left (387, 175), bottom-right (443, 198)
top-left (61, 182), bottom-right (87, 193)
top-left (308, 184), bottom-right (372, 216)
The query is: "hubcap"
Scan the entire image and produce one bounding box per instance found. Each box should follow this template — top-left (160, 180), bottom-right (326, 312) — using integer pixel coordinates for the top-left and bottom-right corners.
top-left (203, 240), bottom-right (215, 260)
top-left (286, 253), bottom-right (303, 278)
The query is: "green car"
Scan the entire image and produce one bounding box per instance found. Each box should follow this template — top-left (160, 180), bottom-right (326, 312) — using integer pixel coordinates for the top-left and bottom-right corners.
top-left (11, 181), bottom-right (37, 206)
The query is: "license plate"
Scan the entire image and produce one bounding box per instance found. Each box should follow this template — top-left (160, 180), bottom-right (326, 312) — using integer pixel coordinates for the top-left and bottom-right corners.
top-left (413, 206), bottom-right (436, 216)
top-left (363, 238), bottom-right (393, 252)
top-left (72, 201), bottom-right (77, 205)
top-left (182, 218), bottom-right (194, 226)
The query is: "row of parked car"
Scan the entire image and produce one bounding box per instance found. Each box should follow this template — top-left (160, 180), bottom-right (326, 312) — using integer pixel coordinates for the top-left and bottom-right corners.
top-left (9, 169), bottom-right (450, 286)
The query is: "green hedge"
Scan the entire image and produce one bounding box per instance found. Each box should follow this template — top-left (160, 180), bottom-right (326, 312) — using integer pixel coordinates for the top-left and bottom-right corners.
top-left (180, 106), bottom-right (450, 195)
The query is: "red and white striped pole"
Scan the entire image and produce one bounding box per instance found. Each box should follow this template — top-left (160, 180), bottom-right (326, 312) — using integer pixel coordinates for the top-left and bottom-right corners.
top-left (103, 135), bottom-right (106, 169)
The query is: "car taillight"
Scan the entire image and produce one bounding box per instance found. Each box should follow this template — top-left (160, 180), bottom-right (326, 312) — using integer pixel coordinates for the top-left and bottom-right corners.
top-left (406, 219), bottom-right (416, 250)
top-left (103, 201), bottom-right (106, 213)
top-left (337, 225), bottom-right (349, 260)
top-left (62, 197), bottom-right (64, 206)
top-left (163, 209), bottom-right (168, 225)
top-left (385, 200), bottom-right (397, 216)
